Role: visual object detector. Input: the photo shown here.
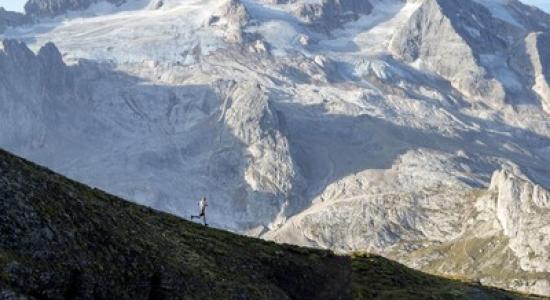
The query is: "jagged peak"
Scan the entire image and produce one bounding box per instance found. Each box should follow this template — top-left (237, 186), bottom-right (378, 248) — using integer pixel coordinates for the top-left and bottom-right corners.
top-left (0, 40), bottom-right (69, 97)
top-left (0, 39), bottom-right (64, 64)
top-left (489, 167), bottom-right (550, 209)
top-left (37, 41), bottom-right (63, 63)
top-left (0, 39), bottom-right (35, 60)
top-left (388, 0), bottom-right (550, 108)
top-left (389, 0), bottom-right (508, 106)
top-left (24, 0), bottom-right (128, 18)
top-left (489, 166), bottom-right (529, 190)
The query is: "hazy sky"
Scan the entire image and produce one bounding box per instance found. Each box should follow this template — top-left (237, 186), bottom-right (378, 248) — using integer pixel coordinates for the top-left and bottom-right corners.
top-left (523, 0), bottom-right (550, 12)
top-left (0, 0), bottom-right (549, 14)
top-left (0, 0), bottom-right (25, 12)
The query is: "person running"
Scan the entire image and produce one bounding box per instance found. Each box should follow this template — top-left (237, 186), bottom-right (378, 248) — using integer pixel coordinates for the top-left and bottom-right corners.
top-left (191, 197), bottom-right (208, 226)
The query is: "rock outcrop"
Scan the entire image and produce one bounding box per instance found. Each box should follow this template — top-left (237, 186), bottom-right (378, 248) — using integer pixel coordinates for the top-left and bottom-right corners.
top-left (288, 0), bottom-right (374, 30)
top-left (223, 81), bottom-right (305, 230)
top-left (490, 169), bottom-right (550, 274)
top-left (207, 0), bottom-right (250, 43)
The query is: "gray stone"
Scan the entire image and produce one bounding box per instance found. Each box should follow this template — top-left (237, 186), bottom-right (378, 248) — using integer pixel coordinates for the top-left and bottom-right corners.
top-left (25, 0), bottom-right (128, 18)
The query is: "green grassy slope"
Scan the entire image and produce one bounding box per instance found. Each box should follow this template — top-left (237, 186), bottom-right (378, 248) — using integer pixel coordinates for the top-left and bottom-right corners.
top-left (0, 149), bottom-right (542, 299)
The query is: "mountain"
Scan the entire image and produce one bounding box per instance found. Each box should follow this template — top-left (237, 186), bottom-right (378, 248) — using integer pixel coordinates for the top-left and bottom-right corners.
top-left (0, 8), bottom-right (30, 31)
top-left (0, 147), bottom-right (534, 299)
top-left (24, 0), bottom-right (129, 17)
top-left (0, 0), bottom-right (550, 296)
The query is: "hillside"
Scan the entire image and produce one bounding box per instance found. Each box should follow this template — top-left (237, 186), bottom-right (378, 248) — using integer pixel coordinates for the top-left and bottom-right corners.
top-left (0, 147), bottom-right (537, 299)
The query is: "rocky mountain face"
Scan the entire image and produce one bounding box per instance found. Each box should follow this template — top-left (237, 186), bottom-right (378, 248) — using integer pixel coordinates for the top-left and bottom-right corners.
top-left (396, 167), bottom-right (550, 296)
top-left (0, 9), bottom-right (30, 32)
top-left (286, 0), bottom-right (374, 30)
top-left (24, 0), bottom-right (128, 17)
top-left (0, 40), bottom-right (74, 153)
top-left (1, 0), bottom-right (550, 296)
top-left (390, 0), bottom-right (550, 111)
top-left (523, 32), bottom-right (550, 111)
top-left (268, 167), bottom-right (550, 295)
top-left (490, 169), bottom-right (550, 275)
top-left (1, 148), bottom-right (529, 299)
top-left (390, 0), bottom-right (507, 106)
